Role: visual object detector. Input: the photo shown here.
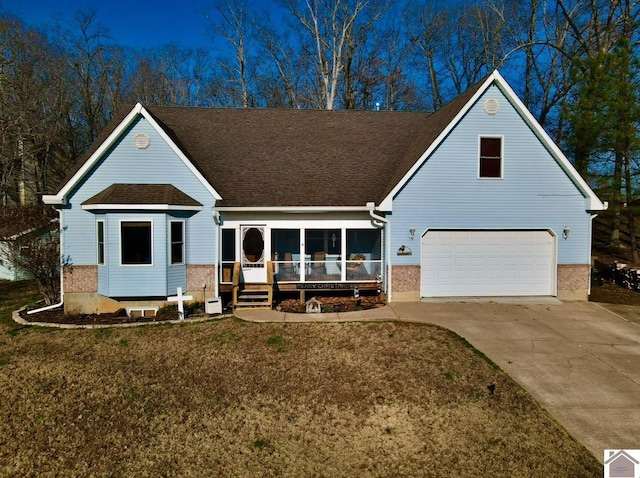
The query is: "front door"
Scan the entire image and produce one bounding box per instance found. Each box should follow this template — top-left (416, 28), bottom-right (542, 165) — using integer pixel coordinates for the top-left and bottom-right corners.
top-left (241, 225), bottom-right (267, 283)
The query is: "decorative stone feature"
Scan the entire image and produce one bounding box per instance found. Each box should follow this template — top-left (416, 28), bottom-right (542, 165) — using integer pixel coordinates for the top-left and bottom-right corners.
top-left (63, 265), bottom-right (97, 293)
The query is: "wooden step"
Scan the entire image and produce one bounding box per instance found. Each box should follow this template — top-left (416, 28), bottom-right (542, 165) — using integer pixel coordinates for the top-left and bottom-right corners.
top-left (235, 302), bottom-right (272, 308)
top-left (238, 292), bottom-right (270, 300)
top-left (234, 286), bottom-right (273, 309)
top-left (238, 290), bottom-right (270, 296)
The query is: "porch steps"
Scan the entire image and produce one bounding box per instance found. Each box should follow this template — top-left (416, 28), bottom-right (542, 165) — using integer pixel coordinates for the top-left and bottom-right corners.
top-left (234, 285), bottom-right (273, 309)
top-left (231, 262), bottom-right (275, 309)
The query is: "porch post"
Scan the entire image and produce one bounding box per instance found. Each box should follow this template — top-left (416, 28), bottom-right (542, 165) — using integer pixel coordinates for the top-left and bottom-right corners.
top-left (300, 228), bottom-right (306, 282)
top-left (341, 228), bottom-right (347, 282)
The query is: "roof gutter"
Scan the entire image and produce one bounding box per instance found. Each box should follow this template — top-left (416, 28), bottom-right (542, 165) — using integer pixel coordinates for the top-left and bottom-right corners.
top-left (42, 194), bottom-right (66, 206)
top-left (27, 207), bottom-right (64, 315)
top-left (213, 205), bottom-right (374, 213)
top-left (82, 204), bottom-right (203, 211)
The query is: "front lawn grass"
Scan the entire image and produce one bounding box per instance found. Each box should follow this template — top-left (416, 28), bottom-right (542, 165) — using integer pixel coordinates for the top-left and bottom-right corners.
top-left (0, 279), bottom-right (42, 331)
top-left (0, 285), bottom-right (601, 477)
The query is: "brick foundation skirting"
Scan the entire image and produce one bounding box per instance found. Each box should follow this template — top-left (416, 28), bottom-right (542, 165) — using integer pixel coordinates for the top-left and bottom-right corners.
top-left (186, 264), bottom-right (217, 292)
top-left (392, 265), bottom-right (420, 293)
top-left (557, 264), bottom-right (590, 291)
top-left (63, 265), bottom-right (98, 293)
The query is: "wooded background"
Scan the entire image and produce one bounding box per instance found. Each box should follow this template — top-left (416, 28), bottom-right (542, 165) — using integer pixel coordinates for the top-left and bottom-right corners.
top-left (1, 0), bottom-right (638, 255)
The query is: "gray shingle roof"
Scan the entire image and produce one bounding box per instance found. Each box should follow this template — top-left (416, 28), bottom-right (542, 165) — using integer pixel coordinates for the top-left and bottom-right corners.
top-left (58, 76), bottom-right (489, 208)
top-left (82, 184), bottom-right (202, 207)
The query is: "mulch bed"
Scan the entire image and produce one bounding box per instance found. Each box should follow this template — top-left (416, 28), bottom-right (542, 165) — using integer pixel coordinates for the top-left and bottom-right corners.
top-left (277, 295), bottom-right (386, 313)
top-left (19, 305), bottom-right (188, 325)
top-left (19, 296), bottom-right (387, 326)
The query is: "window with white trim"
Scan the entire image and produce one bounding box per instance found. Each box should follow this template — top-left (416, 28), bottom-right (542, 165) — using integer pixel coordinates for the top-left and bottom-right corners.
top-left (121, 221), bottom-right (152, 265)
top-left (97, 220), bottom-right (105, 265)
top-left (479, 137), bottom-right (502, 178)
top-left (170, 220), bottom-right (185, 265)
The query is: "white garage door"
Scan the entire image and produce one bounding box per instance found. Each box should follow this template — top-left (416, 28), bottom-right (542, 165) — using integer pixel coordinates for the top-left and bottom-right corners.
top-left (421, 230), bottom-right (555, 297)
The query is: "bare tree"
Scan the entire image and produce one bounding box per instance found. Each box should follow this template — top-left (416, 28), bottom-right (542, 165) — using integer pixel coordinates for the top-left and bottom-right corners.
top-left (254, 20), bottom-right (304, 108)
top-left (0, 206), bottom-right (62, 305)
top-left (405, 1), bottom-right (446, 110)
top-left (60, 10), bottom-right (120, 147)
top-left (128, 45), bottom-right (212, 106)
top-left (485, 0), bottom-right (575, 136)
top-left (204, 0), bottom-right (257, 108)
top-left (280, 0), bottom-right (374, 109)
top-left (0, 15), bottom-right (73, 205)
top-left (406, 1), bottom-right (506, 110)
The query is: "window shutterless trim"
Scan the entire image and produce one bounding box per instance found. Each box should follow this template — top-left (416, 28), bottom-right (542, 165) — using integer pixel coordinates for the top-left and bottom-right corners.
top-left (169, 220), bottom-right (185, 265)
top-left (478, 135), bottom-right (504, 179)
top-left (97, 220), bottom-right (105, 266)
top-left (119, 219), bottom-right (154, 267)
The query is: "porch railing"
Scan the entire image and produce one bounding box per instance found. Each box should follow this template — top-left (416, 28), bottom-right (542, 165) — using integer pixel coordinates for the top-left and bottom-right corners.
top-left (222, 259), bottom-right (383, 284)
top-left (270, 259), bottom-right (382, 283)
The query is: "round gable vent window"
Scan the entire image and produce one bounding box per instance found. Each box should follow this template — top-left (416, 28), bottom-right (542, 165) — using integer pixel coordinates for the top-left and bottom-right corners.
top-left (134, 133), bottom-right (150, 149)
top-left (484, 99), bottom-right (500, 115)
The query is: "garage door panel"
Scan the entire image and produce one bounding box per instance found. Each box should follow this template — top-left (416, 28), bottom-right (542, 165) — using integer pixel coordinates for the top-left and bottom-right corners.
top-left (421, 230), bottom-right (555, 297)
top-left (438, 244), bottom-right (455, 254)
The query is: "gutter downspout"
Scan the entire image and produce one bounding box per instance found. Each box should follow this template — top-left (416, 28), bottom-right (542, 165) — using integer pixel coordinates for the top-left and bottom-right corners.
top-left (27, 208), bottom-right (64, 315)
top-left (213, 210), bottom-right (221, 299)
top-left (586, 201), bottom-right (607, 297)
top-left (367, 202), bottom-right (392, 302)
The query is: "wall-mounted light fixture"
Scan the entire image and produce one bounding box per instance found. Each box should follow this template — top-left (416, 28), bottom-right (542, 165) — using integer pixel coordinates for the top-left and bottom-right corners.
top-left (409, 226), bottom-right (416, 240)
top-left (563, 227), bottom-right (570, 240)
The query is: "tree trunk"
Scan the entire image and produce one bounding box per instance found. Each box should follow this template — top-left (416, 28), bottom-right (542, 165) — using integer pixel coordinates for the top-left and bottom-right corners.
top-left (611, 150), bottom-right (623, 248)
top-left (624, 150), bottom-right (638, 263)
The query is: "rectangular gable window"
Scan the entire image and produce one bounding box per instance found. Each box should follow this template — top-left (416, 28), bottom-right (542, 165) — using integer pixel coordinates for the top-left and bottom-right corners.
top-left (121, 221), bottom-right (152, 265)
top-left (170, 221), bottom-right (184, 265)
top-left (479, 137), bottom-right (502, 178)
top-left (97, 220), bottom-right (105, 265)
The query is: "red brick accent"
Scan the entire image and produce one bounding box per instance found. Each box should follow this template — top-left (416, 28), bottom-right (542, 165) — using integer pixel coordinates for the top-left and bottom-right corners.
top-left (63, 265), bottom-right (97, 293)
top-left (392, 265), bottom-right (421, 292)
top-left (557, 264), bottom-right (590, 291)
top-left (187, 264), bottom-right (216, 292)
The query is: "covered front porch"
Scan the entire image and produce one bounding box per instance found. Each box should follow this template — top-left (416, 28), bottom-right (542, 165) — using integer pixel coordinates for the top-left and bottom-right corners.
top-left (218, 220), bottom-right (385, 307)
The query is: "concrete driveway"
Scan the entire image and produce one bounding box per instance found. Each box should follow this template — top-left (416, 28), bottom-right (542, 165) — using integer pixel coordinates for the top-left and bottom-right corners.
top-left (389, 300), bottom-right (640, 463)
top-left (237, 299), bottom-right (640, 462)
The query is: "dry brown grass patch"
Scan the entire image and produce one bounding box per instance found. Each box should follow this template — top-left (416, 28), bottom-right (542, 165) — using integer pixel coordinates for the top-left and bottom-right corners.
top-left (0, 317), bottom-right (600, 477)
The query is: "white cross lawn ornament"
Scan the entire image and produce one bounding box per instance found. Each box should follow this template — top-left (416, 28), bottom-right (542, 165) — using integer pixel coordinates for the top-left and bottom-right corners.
top-left (167, 287), bottom-right (193, 320)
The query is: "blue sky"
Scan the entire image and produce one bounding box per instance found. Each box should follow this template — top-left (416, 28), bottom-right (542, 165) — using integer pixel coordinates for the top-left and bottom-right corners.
top-left (3, 0), bottom-right (264, 50)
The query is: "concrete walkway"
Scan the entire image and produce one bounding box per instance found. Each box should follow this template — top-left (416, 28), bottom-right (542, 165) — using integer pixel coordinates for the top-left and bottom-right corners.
top-left (236, 300), bottom-right (640, 462)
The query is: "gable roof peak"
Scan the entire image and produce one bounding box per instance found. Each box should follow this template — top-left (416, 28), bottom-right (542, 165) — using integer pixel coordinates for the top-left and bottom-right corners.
top-left (378, 68), bottom-right (605, 212)
top-left (43, 102), bottom-right (221, 205)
